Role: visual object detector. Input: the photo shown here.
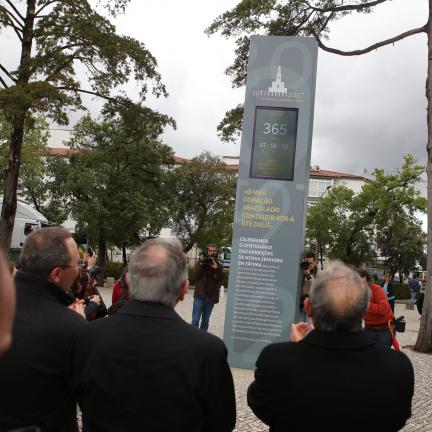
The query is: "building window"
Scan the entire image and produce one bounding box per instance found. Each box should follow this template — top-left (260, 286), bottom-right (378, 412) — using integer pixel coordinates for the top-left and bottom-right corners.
top-left (308, 179), bottom-right (333, 198)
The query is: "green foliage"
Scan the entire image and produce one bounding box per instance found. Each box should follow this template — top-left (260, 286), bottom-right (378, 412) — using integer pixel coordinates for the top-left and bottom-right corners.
top-left (206, 1), bottom-right (421, 142)
top-left (393, 283), bottom-right (410, 300)
top-left (0, 114), bottom-right (67, 224)
top-left (0, 0), bottom-right (172, 250)
top-left (306, 155), bottom-right (426, 268)
top-left (51, 110), bottom-right (175, 254)
top-left (0, 0), bottom-right (166, 122)
top-left (169, 152), bottom-right (237, 252)
top-left (216, 104), bottom-right (244, 144)
top-left (102, 261), bottom-right (125, 280)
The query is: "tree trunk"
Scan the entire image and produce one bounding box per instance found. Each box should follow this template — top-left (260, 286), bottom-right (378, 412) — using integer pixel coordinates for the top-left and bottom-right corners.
top-left (122, 244), bottom-right (127, 264)
top-left (98, 237), bottom-right (107, 268)
top-left (0, 113), bottom-right (26, 251)
top-left (0, 0), bottom-right (36, 252)
top-left (414, 2), bottom-right (432, 352)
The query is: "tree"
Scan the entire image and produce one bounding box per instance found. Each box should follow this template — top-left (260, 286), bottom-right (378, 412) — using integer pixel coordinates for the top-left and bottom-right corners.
top-left (51, 110), bottom-right (175, 268)
top-left (0, 113), bottom-right (66, 223)
top-left (377, 215), bottom-right (426, 283)
top-left (170, 152), bottom-right (237, 253)
top-left (306, 155), bottom-right (426, 281)
top-left (306, 185), bottom-right (376, 267)
top-left (208, 0), bottom-right (432, 352)
top-left (0, 0), bottom-right (168, 250)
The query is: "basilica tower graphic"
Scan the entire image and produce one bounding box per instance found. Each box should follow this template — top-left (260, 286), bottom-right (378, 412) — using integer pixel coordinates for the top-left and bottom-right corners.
top-left (268, 65), bottom-right (287, 97)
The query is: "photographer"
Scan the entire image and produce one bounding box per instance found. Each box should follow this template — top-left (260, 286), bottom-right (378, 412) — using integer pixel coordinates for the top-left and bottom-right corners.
top-left (191, 243), bottom-right (224, 332)
top-left (299, 251), bottom-right (319, 314)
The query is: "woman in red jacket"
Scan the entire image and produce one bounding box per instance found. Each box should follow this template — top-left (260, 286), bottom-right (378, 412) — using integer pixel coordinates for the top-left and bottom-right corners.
top-left (109, 266), bottom-right (130, 314)
top-left (359, 270), bottom-right (394, 348)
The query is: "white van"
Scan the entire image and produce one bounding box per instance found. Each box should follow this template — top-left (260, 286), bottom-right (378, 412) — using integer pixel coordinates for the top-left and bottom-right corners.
top-left (0, 198), bottom-right (49, 249)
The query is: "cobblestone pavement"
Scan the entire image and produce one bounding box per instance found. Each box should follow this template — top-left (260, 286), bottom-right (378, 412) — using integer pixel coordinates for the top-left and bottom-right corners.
top-left (99, 288), bottom-right (432, 431)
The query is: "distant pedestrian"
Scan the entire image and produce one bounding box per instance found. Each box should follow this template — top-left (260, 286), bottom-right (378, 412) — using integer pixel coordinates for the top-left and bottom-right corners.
top-left (416, 280), bottom-right (426, 315)
top-left (408, 275), bottom-right (420, 301)
top-left (382, 274), bottom-right (395, 313)
top-left (191, 243), bottom-right (224, 331)
top-left (360, 270), bottom-right (394, 349)
top-left (108, 266), bottom-right (130, 314)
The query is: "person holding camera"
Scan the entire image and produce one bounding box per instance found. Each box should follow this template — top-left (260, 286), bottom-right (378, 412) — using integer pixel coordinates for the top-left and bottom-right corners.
top-left (191, 243), bottom-right (224, 332)
top-left (300, 251), bottom-right (319, 312)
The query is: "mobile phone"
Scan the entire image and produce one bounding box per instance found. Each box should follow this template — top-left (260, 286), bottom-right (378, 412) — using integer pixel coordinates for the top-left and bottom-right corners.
top-left (87, 246), bottom-right (95, 257)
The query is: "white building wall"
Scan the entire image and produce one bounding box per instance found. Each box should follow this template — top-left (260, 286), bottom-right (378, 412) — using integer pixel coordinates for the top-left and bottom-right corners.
top-left (334, 178), bottom-right (365, 194)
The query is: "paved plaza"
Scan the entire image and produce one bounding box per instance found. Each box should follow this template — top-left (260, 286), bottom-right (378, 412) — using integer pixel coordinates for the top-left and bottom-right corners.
top-left (99, 288), bottom-right (432, 431)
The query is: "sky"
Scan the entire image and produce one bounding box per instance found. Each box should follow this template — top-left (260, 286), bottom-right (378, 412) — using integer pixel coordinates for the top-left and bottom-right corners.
top-left (1, 0), bottom-right (428, 179)
top-left (108, 0), bottom-right (428, 180)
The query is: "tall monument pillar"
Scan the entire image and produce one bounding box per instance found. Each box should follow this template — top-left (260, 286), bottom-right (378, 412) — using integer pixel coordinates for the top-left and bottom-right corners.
top-left (223, 36), bottom-right (318, 369)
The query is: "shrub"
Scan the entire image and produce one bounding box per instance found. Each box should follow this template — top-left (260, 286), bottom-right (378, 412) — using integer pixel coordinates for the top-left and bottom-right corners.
top-left (393, 283), bottom-right (410, 300)
top-left (103, 261), bottom-right (125, 280)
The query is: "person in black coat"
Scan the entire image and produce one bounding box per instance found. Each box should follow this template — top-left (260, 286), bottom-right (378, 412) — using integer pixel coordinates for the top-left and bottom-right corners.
top-left (0, 227), bottom-right (86, 432)
top-left (0, 250), bottom-right (15, 356)
top-left (72, 237), bottom-right (236, 432)
top-left (247, 262), bottom-right (414, 432)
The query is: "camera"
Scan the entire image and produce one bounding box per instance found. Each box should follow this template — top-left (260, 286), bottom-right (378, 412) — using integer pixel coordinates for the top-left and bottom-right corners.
top-left (300, 260), bottom-right (310, 270)
top-left (201, 253), bottom-right (217, 266)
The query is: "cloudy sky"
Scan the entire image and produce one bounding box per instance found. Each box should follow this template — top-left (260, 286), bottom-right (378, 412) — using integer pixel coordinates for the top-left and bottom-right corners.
top-left (1, 0), bottom-right (428, 179)
top-left (108, 0), bottom-right (428, 180)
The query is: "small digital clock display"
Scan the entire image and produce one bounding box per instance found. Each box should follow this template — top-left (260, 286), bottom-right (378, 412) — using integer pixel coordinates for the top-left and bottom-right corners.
top-left (250, 106), bottom-right (299, 180)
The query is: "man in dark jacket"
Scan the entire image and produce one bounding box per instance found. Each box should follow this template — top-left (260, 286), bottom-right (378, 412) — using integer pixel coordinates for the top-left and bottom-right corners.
top-left (248, 262), bottom-right (414, 432)
top-left (0, 251), bottom-right (15, 356)
top-left (0, 227), bottom-right (86, 432)
top-left (191, 243), bottom-right (224, 331)
top-left (72, 237), bottom-right (236, 432)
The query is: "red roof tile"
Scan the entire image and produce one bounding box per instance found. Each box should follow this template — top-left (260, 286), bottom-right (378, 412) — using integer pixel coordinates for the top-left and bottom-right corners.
top-left (47, 147), bottom-right (79, 155)
top-left (309, 169), bottom-right (364, 180)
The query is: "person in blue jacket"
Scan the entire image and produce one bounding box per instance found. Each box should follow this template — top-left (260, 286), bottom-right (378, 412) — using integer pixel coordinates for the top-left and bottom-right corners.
top-left (382, 274), bottom-right (395, 313)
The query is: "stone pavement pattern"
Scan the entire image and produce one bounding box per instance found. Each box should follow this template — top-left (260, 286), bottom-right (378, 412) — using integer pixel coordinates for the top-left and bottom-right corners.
top-left (99, 288), bottom-right (432, 431)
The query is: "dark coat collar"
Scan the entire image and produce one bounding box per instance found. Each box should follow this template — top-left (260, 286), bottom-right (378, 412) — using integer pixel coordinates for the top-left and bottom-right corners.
top-left (16, 270), bottom-right (74, 307)
top-left (117, 299), bottom-right (183, 321)
top-left (302, 329), bottom-right (375, 350)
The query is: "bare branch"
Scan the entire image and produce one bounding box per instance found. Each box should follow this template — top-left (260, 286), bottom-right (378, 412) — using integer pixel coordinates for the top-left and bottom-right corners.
top-left (0, 18), bottom-right (23, 41)
top-left (0, 16), bottom-right (23, 42)
top-left (318, 11), bottom-right (335, 33)
top-left (312, 25), bottom-right (426, 56)
top-left (0, 75), bottom-right (8, 89)
top-left (35, 0), bottom-right (60, 18)
top-left (307, 0), bottom-right (388, 13)
top-left (4, 0), bottom-right (25, 22)
top-left (2, 6), bottom-right (24, 29)
top-left (0, 63), bottom-right (17, 83)
top-left (56, 86), bottom-right (120, 104)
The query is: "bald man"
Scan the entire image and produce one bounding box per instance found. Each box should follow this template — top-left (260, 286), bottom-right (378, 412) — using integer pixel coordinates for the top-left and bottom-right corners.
top-left (248, 262), bottom-right (414, 432)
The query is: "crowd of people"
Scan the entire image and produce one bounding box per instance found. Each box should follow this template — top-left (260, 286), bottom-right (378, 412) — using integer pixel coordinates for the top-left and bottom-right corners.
top-left (0, 228), bottom-right (417, 431)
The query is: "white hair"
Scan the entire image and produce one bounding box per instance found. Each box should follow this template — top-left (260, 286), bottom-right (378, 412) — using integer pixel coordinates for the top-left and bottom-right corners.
top-left (129, 237), bottom-right (188, 308)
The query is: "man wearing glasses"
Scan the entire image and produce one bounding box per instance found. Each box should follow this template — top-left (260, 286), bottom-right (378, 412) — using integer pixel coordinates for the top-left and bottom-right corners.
top-left (0, 227), bottom-right (86, 432)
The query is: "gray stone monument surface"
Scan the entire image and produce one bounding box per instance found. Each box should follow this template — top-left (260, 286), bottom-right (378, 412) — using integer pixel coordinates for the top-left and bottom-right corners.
top-left (223, 36), bottom-right (318, 369)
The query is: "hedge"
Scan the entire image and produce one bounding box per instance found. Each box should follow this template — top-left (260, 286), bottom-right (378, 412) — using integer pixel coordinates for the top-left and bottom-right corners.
top-left (393, 283), bottom-right (410, 300)
top-left (103, 262), bottom-right (125, 280)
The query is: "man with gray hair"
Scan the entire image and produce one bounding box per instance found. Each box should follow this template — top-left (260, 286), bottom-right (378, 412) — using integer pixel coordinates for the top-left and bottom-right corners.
top-left (72, 237), bottom-right (236, 431)
top-left (248, 262), bottom-right (414, 432)
top-left (0, 227), bottom-right (86, 432)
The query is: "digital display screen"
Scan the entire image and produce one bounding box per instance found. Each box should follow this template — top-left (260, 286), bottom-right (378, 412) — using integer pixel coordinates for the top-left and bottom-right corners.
top-left (250, 107), bottom-right (299, 181)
